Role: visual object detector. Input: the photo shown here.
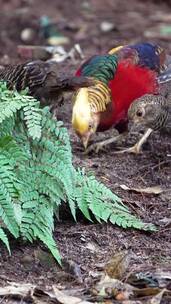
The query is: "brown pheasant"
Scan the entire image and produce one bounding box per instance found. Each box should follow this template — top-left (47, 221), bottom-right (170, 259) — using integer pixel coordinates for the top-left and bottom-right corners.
top-left (0, 60), bottom-right (93, 108)
top-left (119, 81), bottom-right (171, 154)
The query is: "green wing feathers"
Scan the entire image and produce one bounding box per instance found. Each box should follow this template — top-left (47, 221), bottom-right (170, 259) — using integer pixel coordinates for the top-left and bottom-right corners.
top-left (80, 54), bottom-right (118, 84)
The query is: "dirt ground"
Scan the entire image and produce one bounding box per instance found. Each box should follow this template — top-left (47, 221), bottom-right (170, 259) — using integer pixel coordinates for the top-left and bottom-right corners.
top-left (0, 0), bottom-right (171, 303)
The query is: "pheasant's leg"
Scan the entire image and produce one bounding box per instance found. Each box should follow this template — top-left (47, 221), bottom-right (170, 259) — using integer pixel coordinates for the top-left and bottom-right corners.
top-left (114, 128), bottom-right (153, 154)
top-left (85, 133), bottom-right (127, 154)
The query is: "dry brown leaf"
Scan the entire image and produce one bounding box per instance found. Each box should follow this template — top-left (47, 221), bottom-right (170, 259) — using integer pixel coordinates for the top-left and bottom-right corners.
top-left (120, 184), bottom-right (163, 195)
top-left (0, 283), bottom-right (56, 303)
top-left (127, 266), bottom-right (171, 289)
top-left (105, 250), bottom-right (131, 280)
top-left (93, 275), bottom-right (134, 299)
top-left (53, 286), bottom-right (92, 304)
top-left (149, 288), bottom-right (166, 304)
top-left (93, 274), bottom-right (171, 302)
top-left (0, 283), bottom-right (35, 297)
top-left (121, 301), bottom-right (142, 304)
top-left (134, 287), bottom-right (162, 297)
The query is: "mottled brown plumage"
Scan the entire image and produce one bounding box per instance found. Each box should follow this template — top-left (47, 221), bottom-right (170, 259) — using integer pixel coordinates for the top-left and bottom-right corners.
top-left (128, 93), bottom-right (170, 131)
top-left (0, 60), bottom-right (93, 107)
top-left (119, 83), bottom-right (171, 154)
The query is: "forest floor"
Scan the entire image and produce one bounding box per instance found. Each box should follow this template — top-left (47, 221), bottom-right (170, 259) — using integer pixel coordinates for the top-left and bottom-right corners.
top-left (0, 0), bottom-right (171, 303)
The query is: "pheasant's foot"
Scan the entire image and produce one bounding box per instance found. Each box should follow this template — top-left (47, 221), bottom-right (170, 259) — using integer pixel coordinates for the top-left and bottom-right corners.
top-left (113, 128), bottom-right (153, 155)
top-left (84, 142), bottom-right (107, 154)
top-left (84, 135), bottom-right (123, 154)
top-left (113, 143), bottom-right (142, 154)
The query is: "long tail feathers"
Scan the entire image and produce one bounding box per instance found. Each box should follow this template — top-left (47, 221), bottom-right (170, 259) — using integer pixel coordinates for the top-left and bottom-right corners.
top-left (158, 54), bottom-right (171, 83)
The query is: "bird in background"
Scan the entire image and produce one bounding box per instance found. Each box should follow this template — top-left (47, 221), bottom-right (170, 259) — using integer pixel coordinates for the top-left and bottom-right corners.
top-left (72, 42), bottom-right (169, 153)
top-left (0, 60), bottom-right (93, 109)
top-left (125, 81), bottom-right (171, 154)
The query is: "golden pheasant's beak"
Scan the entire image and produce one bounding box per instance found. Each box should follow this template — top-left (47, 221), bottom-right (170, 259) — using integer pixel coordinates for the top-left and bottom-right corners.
top-left (82, 134), bottom-right (90, 150)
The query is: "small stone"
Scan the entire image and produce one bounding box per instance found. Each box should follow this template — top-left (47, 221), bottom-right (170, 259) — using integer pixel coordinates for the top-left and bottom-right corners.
top-left (86, 242), bottom-right (99, 253)
top-left (80, 235), bottom-right (86, 242)
top-left (21, 254), bottom-right (34, 265)
top-left (89, 270), bottom-right (101, 278)
top-left (100, 21), bottom-right (115, 33)
top-left (47, 36), bottom-right (70, 46)
top-left (21, 28), bottom-right (35, 42)
top-left (82, 1), bottom-right (91, 10)
top-left (0, 55), bottom-right (10, 66)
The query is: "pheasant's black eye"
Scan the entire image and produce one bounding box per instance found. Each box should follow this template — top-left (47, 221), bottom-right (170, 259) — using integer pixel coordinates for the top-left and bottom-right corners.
top-left (89, 123), bottom-right (92, 129)
top-left (136, 110), bottom-right (143, 117)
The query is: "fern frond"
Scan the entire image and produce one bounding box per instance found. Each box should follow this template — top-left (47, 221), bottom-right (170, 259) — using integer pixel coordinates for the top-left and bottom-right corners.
top-left (0, 135), bottom-right (27, 165)
top-left (22, 96), bottom-right (42, 140)
top-left (0, 116), bottom-right (15, 137)
top-left (0, 227), bottom-right (10, 253)
top-left (37, 231), bottom-right (61, 264)
top-left (0, 83), bottom-right (42, 140)
top-left (75, 169), bottom-right (156, 231)
top-left (0, 83), bottom-right (28, 124)
top-left (0, 154), bottom-right (19, 237)
top-left (20, 189), bottom-right (61, 261)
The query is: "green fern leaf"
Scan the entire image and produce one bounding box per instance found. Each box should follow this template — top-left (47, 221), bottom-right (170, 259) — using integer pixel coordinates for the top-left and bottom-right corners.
top-left (0, 92), bottom-right (23, 123)
top-left (0, 116), bottom-right (15, 137)
top-left (0, 136), bottom-right (27, 165)
top-left (22, 98), bottom-right (42, 140)
top-left (37, 231), bottom-right (61, 264)
top-left (0, 227), bottom-right (10, 253)
top-left (75, 169), bottom-right (156, 232)
top-left (0, 154), bottom-right (19, 237)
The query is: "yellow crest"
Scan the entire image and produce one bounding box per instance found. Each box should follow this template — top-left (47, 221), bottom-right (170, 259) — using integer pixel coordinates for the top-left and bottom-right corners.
top-left (72, 80), bottom-right (111, 136)
top-left (108, 45), bottom-right (124, 55)
top-left (72, 88), bottom-right (91, 135)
